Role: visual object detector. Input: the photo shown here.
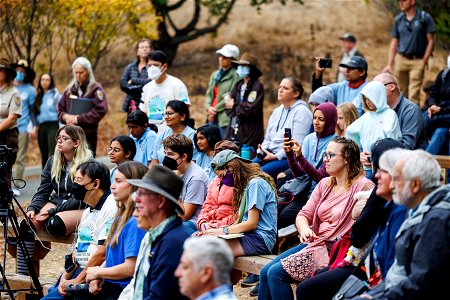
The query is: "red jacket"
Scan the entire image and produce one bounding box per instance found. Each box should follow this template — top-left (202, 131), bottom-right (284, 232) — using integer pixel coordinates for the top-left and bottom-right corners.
top-left (196, 176), bottom-right (235, 229)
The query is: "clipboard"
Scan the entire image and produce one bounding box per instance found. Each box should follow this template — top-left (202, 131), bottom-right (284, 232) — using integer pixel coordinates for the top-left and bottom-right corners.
top-left (218, 233), bottom-right (244, 240)
top-left (69, 94), bottom-right (93, 115)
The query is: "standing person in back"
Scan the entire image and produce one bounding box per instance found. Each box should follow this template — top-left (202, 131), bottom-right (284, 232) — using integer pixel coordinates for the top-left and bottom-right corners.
top-left (12, 59), bottom-right (36, 188)
top-left (120, 38), bottom-right (152, 113)
top-left (204, 44), bottom-right (240, 137)
top-left (382, 0), bottom-right (435, 106)
top-left (224, 52), bottom-right (265, 151)
top-left (58, 57), bottom-right (108, 156)
top-left (336, 33), bottom-right (364, 82)
top-left (139, 50), bottom-right (190, 133)
top-left (33, 73), bottom-right (62, 169)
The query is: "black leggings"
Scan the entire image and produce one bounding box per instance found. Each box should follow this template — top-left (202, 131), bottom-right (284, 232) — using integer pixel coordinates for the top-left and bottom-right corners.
top-left (296, 266), bottom-right (367, 300)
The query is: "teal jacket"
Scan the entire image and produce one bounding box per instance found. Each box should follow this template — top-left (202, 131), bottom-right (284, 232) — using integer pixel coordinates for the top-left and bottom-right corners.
top-left (204, 68), bottom-right (240, 127)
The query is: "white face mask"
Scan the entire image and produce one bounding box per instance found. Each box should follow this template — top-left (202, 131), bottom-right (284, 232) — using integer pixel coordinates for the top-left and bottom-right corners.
top-left (147, 65), bottom-right (162, 81)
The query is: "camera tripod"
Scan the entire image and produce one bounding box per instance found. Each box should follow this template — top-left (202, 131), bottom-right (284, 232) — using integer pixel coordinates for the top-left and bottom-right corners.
top-left (1, 188), bottom-right (43, 299)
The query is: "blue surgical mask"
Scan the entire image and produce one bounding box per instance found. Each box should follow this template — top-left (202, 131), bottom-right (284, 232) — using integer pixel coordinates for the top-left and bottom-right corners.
top-left (236, 65), bottom-right (250, 79)
top-left (15, 71), bottom-right (25, 82)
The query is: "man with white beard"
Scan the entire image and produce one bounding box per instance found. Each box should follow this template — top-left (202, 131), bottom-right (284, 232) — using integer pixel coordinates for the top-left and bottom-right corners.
top-left (354, 149), bottom-right (450, 299)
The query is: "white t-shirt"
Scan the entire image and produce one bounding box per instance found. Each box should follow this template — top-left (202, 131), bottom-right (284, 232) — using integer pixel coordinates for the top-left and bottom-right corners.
top-left (75, 193), bottom-right (117, 268)
top-left (139, 75), bottom-right (190, 132)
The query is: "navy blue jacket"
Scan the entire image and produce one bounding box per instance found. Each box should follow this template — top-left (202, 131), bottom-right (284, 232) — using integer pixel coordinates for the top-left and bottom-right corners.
top-left (143, 217), bottom-right (190, 300)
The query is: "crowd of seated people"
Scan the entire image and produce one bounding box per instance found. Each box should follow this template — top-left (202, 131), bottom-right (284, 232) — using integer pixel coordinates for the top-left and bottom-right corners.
top-left (8, 23), bottom-right (450, 299)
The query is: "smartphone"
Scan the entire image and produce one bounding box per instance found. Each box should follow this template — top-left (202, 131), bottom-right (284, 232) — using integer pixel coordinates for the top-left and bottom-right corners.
top-left (319, 58), bottom-right (332, 69)
top-left (284, 128), bottom-right (292, 140)
top-left (257, 149), bottom-right (267, 160)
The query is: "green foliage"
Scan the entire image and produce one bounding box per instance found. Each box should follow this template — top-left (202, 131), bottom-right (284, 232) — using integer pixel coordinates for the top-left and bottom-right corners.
top-left (0, 0), bottom-right (159, 70)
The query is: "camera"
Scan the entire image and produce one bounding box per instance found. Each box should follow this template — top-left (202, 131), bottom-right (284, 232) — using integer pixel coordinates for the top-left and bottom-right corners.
top-left (319, 58), bottom-right (332, 69)
top-left (66, 283), bottom-right (91, 297)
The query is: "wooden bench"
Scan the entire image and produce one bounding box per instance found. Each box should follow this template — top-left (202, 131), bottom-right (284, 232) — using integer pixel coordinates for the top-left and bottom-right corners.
top-left (234, 254), bottom-right (276, 276)
top-left (434, 155), bottom-right (450, 184)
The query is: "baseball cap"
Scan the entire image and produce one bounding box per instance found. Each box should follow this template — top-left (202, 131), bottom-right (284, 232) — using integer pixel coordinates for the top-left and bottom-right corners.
top-left (339, 33), bottom-right (356, 43)
top-left (216, 44), bottom-right (240, 60)
top-left (339, 56), bottom-right (368, 70)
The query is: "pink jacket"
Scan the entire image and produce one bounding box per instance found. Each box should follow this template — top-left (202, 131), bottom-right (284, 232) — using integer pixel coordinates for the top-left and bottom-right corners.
top-left (196, 176), bottom-right (235, 229)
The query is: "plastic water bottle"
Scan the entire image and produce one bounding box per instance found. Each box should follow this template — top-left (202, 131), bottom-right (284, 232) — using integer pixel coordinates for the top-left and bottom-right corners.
top-left (241, 144), bottom-right (251, 160)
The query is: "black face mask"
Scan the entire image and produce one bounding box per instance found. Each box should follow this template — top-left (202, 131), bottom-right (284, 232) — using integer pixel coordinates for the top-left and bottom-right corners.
top-left (162, 156), bottom-right (179, 170)
top-left (70, 182), bottom-right (94, 200)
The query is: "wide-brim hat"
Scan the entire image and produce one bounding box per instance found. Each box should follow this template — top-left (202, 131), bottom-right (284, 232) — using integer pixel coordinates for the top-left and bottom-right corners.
top-left (127, 164), bottom-right (185, 215)
top-left (211, 149), bottom-right (252, 171)
top-left (0, 58), bottom-right (17, 81)
top-left (11, 59), bottom-right (36, 84)
top-left (232, 52), bottom-right (263, 78)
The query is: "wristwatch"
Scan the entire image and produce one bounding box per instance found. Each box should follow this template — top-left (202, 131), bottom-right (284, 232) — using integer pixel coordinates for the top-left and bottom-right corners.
top-left (222, 226), bottom-right (229, 235)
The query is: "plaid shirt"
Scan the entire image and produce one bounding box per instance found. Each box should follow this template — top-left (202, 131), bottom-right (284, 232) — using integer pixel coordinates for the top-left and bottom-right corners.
top-left (196, 284), bottom-right (237, 300)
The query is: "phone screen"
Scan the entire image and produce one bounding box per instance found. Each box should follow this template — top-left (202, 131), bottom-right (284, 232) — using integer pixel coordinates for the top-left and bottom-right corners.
top-left (285, 128), bottom-right (292, 140)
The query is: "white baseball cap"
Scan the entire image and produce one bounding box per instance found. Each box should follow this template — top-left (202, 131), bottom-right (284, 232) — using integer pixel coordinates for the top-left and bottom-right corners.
top-left (216, 44), bottom-right (240, 60)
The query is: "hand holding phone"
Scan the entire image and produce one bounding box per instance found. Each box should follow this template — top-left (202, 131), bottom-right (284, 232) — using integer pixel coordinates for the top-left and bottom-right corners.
top-left (284, 128), bottom-right (292, 140)
top-left (319, 58), bottom-right (332, 69)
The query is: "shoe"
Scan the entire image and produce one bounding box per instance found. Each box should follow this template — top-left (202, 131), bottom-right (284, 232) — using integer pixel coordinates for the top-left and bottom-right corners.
top-left (241, 273), bottom-right (259, 287)
top-left (250, 283), bottom-right (259, 297)
top-left (12, 188), bottom-right (21, 197)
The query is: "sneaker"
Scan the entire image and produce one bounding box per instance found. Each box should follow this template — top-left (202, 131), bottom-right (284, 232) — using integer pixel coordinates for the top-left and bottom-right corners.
top-left (250, 283), bottom-right (259, 297)
top-left (12, 188), bottom-right (21, 197)
top-left (241, 273), bottom-right (259, 287)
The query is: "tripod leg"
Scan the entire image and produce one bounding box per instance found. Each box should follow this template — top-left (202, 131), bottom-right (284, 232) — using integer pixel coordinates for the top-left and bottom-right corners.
top-left (1, 210), bottom-right (16, 300)
top-left (8, 210), bottom-right (44, 298)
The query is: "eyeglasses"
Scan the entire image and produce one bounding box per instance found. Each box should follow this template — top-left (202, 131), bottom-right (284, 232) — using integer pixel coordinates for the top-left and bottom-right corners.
top-left (56, 135), bottom-right (72, 142)
top-left (164, 111), bottom-right (178, 116)
top-left (107, 147), bottom-right (123, 153)
top-left (322, 152), bottom-right (342, 160)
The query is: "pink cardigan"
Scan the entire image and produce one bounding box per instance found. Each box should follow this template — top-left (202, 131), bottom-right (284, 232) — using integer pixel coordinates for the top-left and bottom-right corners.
top-left (196, 176), bottom-right (235, 230)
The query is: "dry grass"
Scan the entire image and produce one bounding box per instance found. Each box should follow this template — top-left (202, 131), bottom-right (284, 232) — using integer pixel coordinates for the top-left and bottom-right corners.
top-left (6, 0), bottom-right (448, 298)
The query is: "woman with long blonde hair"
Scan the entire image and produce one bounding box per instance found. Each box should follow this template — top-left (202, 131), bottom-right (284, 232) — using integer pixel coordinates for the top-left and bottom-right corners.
top-left (85, 161), bottom-right (147, 299)
top-left (205, 150), bottom-right (278, 258)
top-left (26, 125), bottom-right (92, 236)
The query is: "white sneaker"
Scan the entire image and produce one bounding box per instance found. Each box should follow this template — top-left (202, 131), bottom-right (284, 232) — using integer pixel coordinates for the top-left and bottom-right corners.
top-left (278, 224), bottom-right (297, 238)
top-left (12, 188), bottom-right (21, 197)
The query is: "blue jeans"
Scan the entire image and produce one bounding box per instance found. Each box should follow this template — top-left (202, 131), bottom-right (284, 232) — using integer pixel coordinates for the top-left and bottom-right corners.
top-left (426, 127), bottom-right (450, 155)
top-left (252, 157), bottom-right (289, 179)
top-left (259, 243), bottom-right (308, 300)
top-left (183, 220), bottom-right (198, 235)
top-left (43, 268), bottom-right (83, 300)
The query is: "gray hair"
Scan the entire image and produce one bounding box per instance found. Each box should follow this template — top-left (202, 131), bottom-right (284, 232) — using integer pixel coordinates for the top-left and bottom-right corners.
top-left (66, 57), bottom-right (96, 94)
top-left (401, 149), bottom-right (441, 190)
top-left (379, 148), bottom-right (410, 175)
top-left (183, 236), bottom-right (234, 285)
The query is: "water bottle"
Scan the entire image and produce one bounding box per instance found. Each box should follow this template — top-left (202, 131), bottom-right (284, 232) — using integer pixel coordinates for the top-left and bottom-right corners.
top-left (241, 144), bottom-right (251, 160)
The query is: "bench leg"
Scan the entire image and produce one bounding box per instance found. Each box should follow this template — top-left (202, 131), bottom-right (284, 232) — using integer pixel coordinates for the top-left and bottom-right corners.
top-left (231, 269), bottom-right (242, 285)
